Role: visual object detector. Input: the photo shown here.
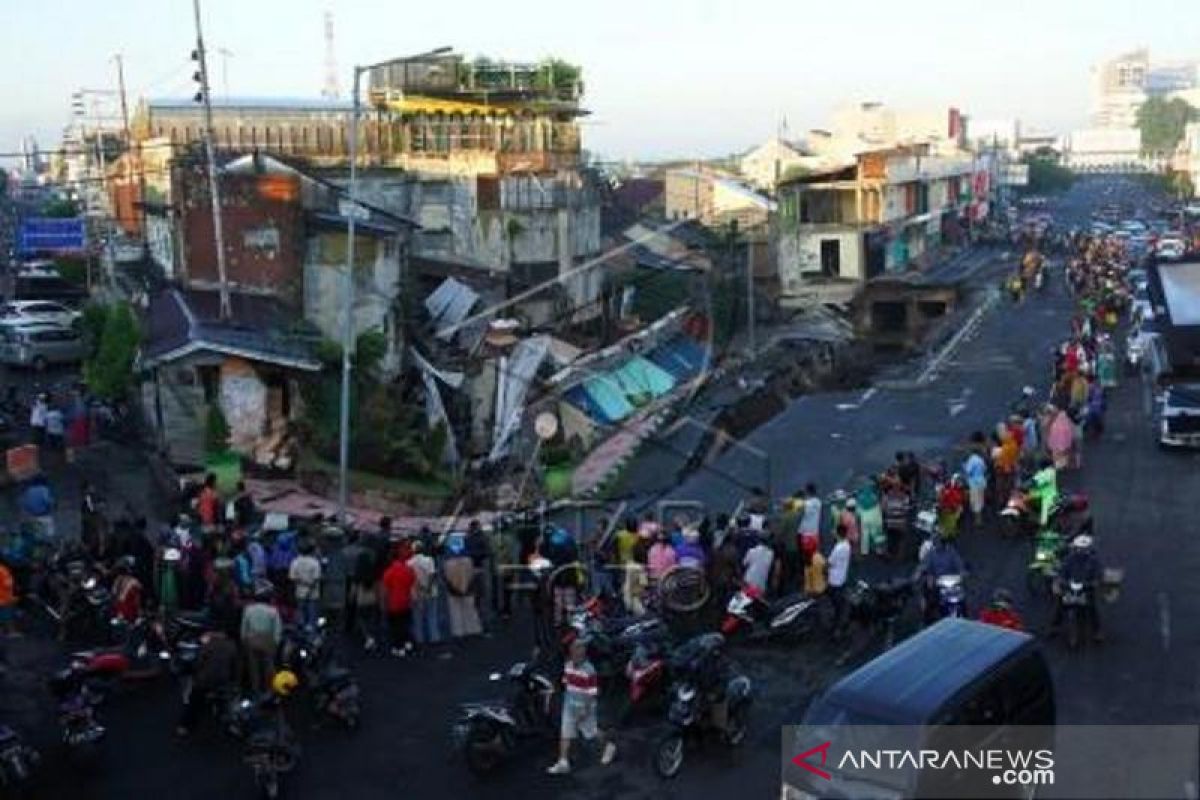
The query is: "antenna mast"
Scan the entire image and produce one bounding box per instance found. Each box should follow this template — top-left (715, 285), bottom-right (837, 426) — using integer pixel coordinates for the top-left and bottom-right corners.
top-left (322, 11), bottom-right (340, 100)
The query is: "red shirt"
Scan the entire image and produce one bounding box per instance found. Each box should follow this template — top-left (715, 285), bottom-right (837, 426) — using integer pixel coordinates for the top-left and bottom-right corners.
top-left (197, 487), bottom-right (219, 526)
top-left (381, 559), bottom-right (416, 613)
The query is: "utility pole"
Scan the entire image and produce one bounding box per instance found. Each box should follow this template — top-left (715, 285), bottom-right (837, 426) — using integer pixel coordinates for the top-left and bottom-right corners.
top-left (192, 0), bottom-right (231, 319)
top-left (113, 53), bottom-right (143, 236)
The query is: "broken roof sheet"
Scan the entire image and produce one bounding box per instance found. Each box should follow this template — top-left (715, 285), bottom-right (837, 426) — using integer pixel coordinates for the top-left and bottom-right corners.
top-left (425, 277), bottom-right (481, 339)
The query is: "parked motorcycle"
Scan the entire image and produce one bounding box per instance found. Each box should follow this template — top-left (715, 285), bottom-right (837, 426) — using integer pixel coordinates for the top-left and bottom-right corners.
top-left (278, 619), bottom-right (361, 730)
top-left (48, 670), bottom-right (106, 763)
top-left (719, 584), bottom-right (817, 642)
top-left (63, 616), bottom-right (173, 699)
top-left (561, 599), bottom-right (670, 682)
top-left (654, 633), bottom-right (753, 779)
top-left (451, 660), bottom-right (557, 775)
top-left (625, 638), bottom-right (670, 711)
top-left (0, 725), bottom-right (40, 795)
top-left (845, 578), bottom-right (913, 650)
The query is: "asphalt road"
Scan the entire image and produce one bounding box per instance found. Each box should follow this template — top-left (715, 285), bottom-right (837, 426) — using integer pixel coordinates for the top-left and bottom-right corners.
top-left (9, 177), bottom-right (1200, 800)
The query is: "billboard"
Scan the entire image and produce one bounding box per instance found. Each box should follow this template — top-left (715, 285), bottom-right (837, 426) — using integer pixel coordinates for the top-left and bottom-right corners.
top-left (1000, 164), bottom-right (1030, 187)
top-left (18, 217), bottom-right (86, 255)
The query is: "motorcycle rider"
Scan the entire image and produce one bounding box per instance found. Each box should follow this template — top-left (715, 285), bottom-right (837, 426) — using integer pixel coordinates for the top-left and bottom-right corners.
top-left (978, 588), bottom-right (1024, 631)
top-left (1029, 458), bottom-right (1059, 527)
top-left (914, 532), bottom-right (966, 623)
top-left (1052, 535), bottom-right (1104, 642)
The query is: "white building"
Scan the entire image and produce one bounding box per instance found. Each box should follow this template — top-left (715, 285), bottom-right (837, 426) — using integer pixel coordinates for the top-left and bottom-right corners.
top-left (739, 137), bottom-right (809, 191)
top-left (1090, 49), bottom-right (1200, 129)
top-left (1061, 128), bottom-right (1148, 172)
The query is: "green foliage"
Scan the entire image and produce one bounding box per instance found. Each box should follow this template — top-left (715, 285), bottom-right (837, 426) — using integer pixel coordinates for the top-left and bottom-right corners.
top-left (1136, 97), bottom-right (1197, 157)
top-left (354, 383), bottom-right (447, 480)
top-left (41, 197), bottom-right (79, 218)
top-left (204, 405), bottom-right (230, 454)
top-left (54, 257), bottom-right (87, 286)
top-left (1021, 155), bottom-right (1076, 195)
top-left (82, 303), bottom-right (140, 401)
top-left (78, 303), bottom-right (109, 358)
top-left (353, 329), bottom-right (388, 376)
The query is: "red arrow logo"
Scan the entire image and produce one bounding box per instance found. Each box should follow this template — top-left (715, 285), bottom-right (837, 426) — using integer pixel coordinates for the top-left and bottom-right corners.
top-left (792, 741), bottom-right (833, 780)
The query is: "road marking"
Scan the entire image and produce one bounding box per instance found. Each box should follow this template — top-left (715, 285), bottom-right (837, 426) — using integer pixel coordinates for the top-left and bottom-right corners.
top-left (949, 402), bottom-right (968, 417)
top-left (1184, 781), bottom-right (1197, 800)
top-left (859, 388), bottom-right (877, 404)
top-left (1158, 592), bottom-right (1171, 652)
top-left (836, 403), bottom-right (859, 411)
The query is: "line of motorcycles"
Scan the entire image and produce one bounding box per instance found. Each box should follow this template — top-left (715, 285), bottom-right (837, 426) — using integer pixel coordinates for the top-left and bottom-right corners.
top-left (7, 560), bottom-right (362, 799)
top-left (449, 576), bottom-right (922, 781)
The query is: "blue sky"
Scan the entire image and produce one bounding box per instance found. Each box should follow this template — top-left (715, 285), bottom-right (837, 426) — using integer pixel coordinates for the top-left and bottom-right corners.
top-left (2, 0), bottom-right (1198, 160)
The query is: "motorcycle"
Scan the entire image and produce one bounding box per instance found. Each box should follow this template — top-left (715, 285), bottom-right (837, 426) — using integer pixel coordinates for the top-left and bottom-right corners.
top-left (47, 670), bottom-right (106, 763)
top-left (561, 600), bottom-right (670, 682)
top-left (63, 616), bottom-right (174, 698)
top-left (238, 696), bottom-right (300, 799)
top-left (625, 638), bottom-right (670, 711)
top-left (719, 584), bottom-right (817, 642)
top-left (1026, 529), bottom-right (1064, 596)
top-left (845, 578), bottom-right (913, 651)
top-left (451, 660), bottom-right (557, 775)
top-left (654, 633), bottom-right (752, 779)
top-left (1059, 580), bottom-right (1091, 651)
top-left (932, 574), bottom-right (966, 621)
top-left (278, 619), bottom-right (360, 730)
top-left (0, 725), bottom-right (40, 795)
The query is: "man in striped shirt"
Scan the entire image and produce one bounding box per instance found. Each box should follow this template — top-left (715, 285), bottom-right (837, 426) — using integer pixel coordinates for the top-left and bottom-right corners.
top-left (548, 639), bottom-right (617, 774)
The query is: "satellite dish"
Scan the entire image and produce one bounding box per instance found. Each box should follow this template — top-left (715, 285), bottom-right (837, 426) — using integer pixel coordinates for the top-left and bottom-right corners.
top-left (534, 412), bottom-right (559, 441)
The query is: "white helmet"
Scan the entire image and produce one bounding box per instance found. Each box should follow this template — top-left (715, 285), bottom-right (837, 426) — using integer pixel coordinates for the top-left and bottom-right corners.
top-left (1071, 535), bottom-right (1093, 550)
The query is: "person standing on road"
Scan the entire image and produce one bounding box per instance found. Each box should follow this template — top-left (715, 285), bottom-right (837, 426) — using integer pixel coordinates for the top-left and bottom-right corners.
top-left (798, 484), bottom-right (822, 551)
top-left (241, 585), bottom-right (282, 696)
top-left (381, 548), bottom-right (416, 657)
top-left (963, 434), bottom-right (989, 531)
top-left (288, 540), bottom-right (322, 630)
top-left (28, 393), bottom-right (47, 445)
top-left (742, 532), bottom-right (774, 594)
top-left (43, 403), bottom-right (64, 452)
top-left (443, 533), bottom-right (483, 639)
top-left (196, 473), bottom-right (221, 532)
top-left (547, 639), bottom-right (617, 775)
top-left (826, 526), bottom-right (852, 640)
top-left (465, 520), bottom-right (494, 629)
top-left (408, 540), bottom-right (441, 646)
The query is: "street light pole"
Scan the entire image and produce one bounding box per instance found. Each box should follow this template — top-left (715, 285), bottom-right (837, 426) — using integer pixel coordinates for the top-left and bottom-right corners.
top-left (337, 47), bottom-right (453, 524)
top-left (337, 65), bottom-right (363, 524)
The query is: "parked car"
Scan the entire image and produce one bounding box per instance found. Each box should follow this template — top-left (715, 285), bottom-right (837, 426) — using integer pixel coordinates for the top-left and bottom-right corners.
top-left (0, 323), bottom-right (87, 370)
top-left (0, 300), bottom-right (81, 328)
top-left (10, 275), bottom-right (87, 306)
top-left (1156, 238), bottom-right (1187, 261)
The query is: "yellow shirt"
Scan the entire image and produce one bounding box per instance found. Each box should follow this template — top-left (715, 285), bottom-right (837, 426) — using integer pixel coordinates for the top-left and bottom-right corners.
top-left (804, 553), bottom-right (827, 596)
top-left (615, 529), bottom-right (639, 565)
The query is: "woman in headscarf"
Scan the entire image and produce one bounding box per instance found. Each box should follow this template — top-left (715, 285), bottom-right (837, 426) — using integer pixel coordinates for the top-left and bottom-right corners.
top-left (1047, 406), bottom-right (1075, 471)
top-left (442, 533), bottom-right (483, 638)
top-left (1096, 338), bottom-right (1118, 389)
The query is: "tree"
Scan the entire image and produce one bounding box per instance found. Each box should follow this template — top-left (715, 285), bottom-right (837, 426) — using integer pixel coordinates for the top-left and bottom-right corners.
top-left (41, 197), bottom-right (79, 218)
top-left (83, 303), bottom-right (140, 401)
top-left (1022, 155), bottom-right (1075, 195)
top-left (1136, 96), bottom-right (1197, 157)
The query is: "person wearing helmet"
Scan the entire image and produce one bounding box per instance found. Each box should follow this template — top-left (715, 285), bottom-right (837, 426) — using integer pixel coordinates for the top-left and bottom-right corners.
top-left (914, 532), bottom-right (966, 623)
top-left (979, 588), bottom-right (1024, 631)
top-left (271, 669), bottom-right (299, 697)
top-left (1052, 535), bottom-right (1103, 642)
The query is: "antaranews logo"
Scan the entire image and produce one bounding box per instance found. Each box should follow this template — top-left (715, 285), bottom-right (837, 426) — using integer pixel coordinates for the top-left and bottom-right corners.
top-left (790, 739), bottom-right (1054, 790)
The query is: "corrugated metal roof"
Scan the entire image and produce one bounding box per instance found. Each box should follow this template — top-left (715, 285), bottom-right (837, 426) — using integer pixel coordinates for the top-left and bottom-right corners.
top-left (424, 277), bottom-right (480, 339)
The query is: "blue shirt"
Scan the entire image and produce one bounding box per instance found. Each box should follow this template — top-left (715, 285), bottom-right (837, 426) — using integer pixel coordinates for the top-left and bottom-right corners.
top-left (963, 454), bottom-right (987, 489)
top-left (20, 485), bottom-right (53, 517)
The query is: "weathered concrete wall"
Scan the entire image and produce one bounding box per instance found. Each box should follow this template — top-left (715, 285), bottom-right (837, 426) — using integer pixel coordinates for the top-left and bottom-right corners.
top-left (777, 227), bottom-right (863, 293)
top-left (219, 358), bottom-right (267, 454)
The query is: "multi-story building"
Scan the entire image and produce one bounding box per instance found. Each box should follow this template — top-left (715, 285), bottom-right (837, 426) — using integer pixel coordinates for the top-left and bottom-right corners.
top-left (1090, 49), bottom-right (1200, 129)
top-left (664, 167), bottom-right (773, 230)
top-left (774, 145), bottom-right (980, 307)
top-left (129, 51), bottom-right (604, 326)
top-left (830, 103), bottom-right (967, 154)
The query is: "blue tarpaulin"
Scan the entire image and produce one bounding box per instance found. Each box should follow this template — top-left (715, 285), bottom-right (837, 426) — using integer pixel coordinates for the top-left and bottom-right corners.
top-left (611, 356), bottom-right (675, 401)
top-left (647, 336), bottom-right (707, 380)
top-left (582, 374), bottom-right (636, 422)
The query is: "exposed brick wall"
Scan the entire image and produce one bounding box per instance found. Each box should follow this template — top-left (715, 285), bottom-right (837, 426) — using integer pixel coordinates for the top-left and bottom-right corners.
top-left (175, 164), bottom-right (305, 302)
